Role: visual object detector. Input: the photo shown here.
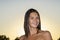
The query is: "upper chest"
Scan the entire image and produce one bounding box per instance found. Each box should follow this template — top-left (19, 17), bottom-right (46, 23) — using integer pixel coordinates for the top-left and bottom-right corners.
top-left (25, 33), bottom-right (45, 40)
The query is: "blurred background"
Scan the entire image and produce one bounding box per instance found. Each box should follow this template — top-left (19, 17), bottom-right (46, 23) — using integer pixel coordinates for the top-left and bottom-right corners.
top-left (0, 0), bottom-right (60, 40)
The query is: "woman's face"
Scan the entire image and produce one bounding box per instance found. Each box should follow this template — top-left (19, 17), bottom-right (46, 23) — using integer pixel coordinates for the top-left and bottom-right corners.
top-left (29, 12), bottom-right (39, 28)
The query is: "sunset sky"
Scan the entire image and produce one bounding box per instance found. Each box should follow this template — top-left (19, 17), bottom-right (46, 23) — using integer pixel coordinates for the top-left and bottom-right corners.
top-left (0, 0), bottom-right (60, 40)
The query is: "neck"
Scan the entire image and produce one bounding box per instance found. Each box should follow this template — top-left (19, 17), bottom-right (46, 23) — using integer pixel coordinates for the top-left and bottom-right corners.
top-left (29, 27), bottom-right (38, 36)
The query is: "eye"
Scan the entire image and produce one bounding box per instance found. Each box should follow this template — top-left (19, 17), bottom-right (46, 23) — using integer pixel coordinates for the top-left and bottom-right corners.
top-left (31, 17), bottom-right (34, 19)
top-left (36, 17), bottom-right (39, 19)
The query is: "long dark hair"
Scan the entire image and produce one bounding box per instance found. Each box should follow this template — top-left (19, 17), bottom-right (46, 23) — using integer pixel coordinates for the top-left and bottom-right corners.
top-left (24, 8), bottom-right (41, 37)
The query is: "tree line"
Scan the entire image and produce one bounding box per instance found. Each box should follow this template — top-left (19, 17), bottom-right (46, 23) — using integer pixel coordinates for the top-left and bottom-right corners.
top-left (0, 35), bottom-right (19, 40)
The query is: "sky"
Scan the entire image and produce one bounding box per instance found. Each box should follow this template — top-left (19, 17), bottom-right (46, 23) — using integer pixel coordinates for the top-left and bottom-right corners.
top-left (0, 0), bottom-right (60, 40)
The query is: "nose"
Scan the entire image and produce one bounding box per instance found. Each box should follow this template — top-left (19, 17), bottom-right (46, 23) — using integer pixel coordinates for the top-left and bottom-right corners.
top-left (33, 18), bottom-right (37, 22)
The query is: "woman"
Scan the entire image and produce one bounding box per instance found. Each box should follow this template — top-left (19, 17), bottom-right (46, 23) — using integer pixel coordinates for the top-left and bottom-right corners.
top-left (19, 8), bottom-right (52, 40)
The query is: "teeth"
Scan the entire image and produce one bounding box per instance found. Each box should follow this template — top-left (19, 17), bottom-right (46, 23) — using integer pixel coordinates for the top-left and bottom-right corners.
top-left (33, 23), bottom-right (37, 25)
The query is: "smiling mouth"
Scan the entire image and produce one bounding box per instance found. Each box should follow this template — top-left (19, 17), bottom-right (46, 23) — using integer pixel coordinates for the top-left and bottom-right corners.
top-left (32, 23), bottom-right (38, 25)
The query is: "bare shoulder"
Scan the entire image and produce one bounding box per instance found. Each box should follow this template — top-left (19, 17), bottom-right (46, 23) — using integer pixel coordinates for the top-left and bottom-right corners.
top-left (38, 30), bottom-right (51, 35)
top-left (44, 31), bottom-right (52, 40)
top-left (38, 30), bottom-right (52, 40)
top-left (19, 35), bottom-right (25, 40)
top-left (43, 31), bottom-right (51, 36)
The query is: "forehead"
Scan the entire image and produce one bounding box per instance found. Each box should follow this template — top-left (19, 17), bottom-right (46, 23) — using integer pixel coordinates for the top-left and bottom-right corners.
top-left (30, 12), bottom-right (38, 17)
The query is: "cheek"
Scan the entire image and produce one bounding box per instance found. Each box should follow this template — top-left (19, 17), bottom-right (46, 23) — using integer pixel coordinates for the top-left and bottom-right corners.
top-left (37, 20), bottom-right (39, 25)
top-left (37, 20), bottom-right (39, 23)
top-left (36, 18), bottom-right (39, 22)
